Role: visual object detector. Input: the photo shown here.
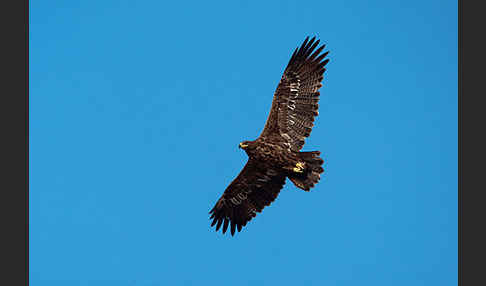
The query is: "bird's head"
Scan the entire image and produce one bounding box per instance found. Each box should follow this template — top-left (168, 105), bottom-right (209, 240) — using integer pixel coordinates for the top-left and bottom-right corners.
top-left (238, 140), bottom-right (252, 150)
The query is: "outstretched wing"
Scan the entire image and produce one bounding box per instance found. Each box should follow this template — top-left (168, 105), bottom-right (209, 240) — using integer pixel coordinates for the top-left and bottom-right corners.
top-left (209, 159), bottom-right (286, 236)
top-left (259, 36), bottom-right (329, 151)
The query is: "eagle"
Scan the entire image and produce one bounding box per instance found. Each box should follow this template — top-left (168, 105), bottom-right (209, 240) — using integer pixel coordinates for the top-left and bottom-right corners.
top-left (209, 36), bottom-right (329, 236)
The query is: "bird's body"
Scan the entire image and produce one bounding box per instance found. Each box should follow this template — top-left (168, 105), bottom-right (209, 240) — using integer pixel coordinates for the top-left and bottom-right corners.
top-left (209, 36), bottom-right (329, 236)
top-left (242, 137), bottom-right (324, 188)
top-left (242, 138), bottom-right (293, 167)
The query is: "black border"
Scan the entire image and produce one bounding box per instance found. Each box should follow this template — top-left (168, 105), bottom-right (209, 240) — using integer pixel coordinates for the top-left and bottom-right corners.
top-left (1, 0), bottom-right (28, 285)
top-left (460, 0), bottom-right (486, 285)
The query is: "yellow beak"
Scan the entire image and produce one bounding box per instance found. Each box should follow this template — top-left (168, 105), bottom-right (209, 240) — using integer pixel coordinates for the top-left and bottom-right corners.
top-left (239, 143), bottom-right (248, 149)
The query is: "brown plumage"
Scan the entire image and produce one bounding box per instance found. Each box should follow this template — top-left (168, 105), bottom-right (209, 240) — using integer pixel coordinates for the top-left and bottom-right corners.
top-left (209, 37), bottom-right (329, 236)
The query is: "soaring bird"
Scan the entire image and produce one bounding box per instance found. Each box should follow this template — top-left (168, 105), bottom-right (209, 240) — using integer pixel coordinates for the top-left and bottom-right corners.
top-left (209, 37), bottom-right (329, 236)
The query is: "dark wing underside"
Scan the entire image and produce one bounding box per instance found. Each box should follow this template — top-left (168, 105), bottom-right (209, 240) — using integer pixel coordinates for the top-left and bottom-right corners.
top-left (259, 36), bottom-right (329, 151)
top-left (209, 159), bottom-right (286, 236)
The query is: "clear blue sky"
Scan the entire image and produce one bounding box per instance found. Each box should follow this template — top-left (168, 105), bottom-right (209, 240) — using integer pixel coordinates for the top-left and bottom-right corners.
top-left (30, 1), bottom-right (457, 285)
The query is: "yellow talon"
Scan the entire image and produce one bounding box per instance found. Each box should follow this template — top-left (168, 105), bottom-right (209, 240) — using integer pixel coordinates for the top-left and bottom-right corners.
top-left (293, 167), bottom-right (303, 173)
top-left (293, 162), bottom-right (305, 173)
top-left (296, 162), bottom-right (305, 169)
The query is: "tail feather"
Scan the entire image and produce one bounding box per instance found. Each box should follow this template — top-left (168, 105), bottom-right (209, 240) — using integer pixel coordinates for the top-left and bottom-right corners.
top-left (288, 151), bottom-right (324, 191)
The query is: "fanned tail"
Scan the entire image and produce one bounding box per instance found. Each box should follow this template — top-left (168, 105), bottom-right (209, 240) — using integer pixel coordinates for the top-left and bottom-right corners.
top-left (288, 151), bottom-right (324, 191)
